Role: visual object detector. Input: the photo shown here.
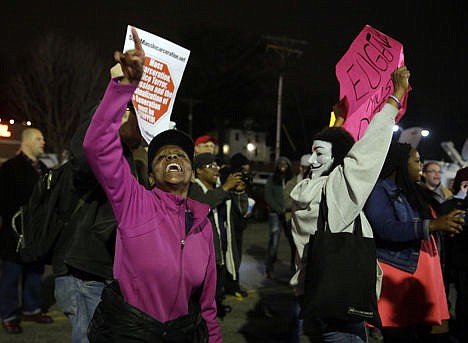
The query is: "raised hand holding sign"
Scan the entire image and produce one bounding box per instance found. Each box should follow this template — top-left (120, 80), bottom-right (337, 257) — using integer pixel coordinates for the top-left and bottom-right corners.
top-left (115, 27), bottom-right (145, 84)
top-left (336, 25), bottom-right (410, 140)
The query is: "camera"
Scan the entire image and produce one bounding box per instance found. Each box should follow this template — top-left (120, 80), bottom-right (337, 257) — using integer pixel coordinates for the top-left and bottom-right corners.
top-left (219, 165), bottom-right (252, 186)
top-left (239, 171), bottom-right (253, 186)
top-left (230, 166), bottom-right (252, 186)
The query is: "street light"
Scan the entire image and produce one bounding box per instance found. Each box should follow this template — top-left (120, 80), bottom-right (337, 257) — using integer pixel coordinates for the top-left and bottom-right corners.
top-left (222, 144), bottom-right (230, 156)
top-left (247, 142), bottom-right (256, 152)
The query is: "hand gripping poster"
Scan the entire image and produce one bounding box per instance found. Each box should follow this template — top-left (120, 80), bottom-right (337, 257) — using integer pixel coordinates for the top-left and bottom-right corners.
top-left (123, 25), bottom-right (190, 144)
top-left (335, 25), bottom-right (409, 141)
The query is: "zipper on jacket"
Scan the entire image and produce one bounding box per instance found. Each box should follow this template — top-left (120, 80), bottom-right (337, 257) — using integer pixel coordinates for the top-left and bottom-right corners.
top-left (169, 205), bottom-right (188, 317)
top-left (46, 171), bottom-right (53, 190)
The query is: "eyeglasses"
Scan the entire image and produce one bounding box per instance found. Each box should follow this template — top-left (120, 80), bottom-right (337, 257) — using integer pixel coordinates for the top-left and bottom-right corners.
top-left (204, 163), bottom-right (220, 170)
top-left (425, 170), bottom-right (443, 175)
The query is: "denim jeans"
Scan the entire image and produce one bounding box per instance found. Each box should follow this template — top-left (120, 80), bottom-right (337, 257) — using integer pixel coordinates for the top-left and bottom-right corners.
top-left (54, 275), bottom-right (106, 343)
top-left (322, 330), bottom-right (367, 343)
top-left (289, 297), bottom-right (304, 343)
top-left (265, 212), bottom-right (286, 274)
top-left (306, 319), bottom-right (367, 343)
top-left (0, 260), bottom-right (44, 321)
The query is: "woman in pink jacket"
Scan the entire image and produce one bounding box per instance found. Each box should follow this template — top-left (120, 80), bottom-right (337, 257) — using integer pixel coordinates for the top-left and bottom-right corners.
top-left (84, 28), bottom-right (221, 342)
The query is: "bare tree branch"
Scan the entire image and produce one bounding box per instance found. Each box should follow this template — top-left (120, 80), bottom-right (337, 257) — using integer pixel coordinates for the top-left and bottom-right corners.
top-left (6, 32), bottom-right (108, 164)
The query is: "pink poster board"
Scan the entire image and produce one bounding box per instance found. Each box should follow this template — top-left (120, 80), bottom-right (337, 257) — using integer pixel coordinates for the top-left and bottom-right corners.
top-left (336, 25), bottom-right (408, 141)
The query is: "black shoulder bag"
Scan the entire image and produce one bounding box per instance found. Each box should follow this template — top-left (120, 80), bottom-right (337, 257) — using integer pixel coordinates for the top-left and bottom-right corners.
top-left (88, 280), bottom-right (208, 343)
top-left (301, 190), bottom-right (381, 334)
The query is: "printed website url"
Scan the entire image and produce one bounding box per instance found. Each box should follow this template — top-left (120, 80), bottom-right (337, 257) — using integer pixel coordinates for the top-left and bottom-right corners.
top-left (130, 36), bottom-right (187, 63)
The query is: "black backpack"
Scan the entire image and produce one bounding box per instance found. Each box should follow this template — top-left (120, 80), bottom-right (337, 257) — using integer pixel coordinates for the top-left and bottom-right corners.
top-left (11, 160), bottom-right (82, 263)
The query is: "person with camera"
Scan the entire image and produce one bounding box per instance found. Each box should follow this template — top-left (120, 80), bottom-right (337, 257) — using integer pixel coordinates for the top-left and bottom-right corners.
top-left (220, 153), bottom-right (252, 298)
top-left (188, 152), bottom-right (243, 316)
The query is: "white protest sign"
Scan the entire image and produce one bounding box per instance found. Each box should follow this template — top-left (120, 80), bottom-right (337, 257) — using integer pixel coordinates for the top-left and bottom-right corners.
top-left (123, 25), bottom-right (190, 144)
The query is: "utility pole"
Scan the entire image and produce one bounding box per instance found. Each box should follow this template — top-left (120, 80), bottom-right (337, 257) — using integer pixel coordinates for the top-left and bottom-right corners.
top-left (263, 35), bottom-right (307, 161)
top-left (180, 97), bottom-right (202, 137)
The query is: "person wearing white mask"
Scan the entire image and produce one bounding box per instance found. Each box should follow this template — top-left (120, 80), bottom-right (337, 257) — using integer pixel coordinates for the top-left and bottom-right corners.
top-left (290, 65), bottom-right (410, 342)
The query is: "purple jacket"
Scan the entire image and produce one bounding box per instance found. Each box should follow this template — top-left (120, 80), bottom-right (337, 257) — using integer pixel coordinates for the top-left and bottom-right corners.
top-left (83, 79), bottom-right (221, 342)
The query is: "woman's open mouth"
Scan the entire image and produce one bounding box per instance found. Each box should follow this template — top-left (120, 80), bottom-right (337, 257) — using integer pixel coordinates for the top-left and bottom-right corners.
top-left (166, 163), bottom-right (182, 173)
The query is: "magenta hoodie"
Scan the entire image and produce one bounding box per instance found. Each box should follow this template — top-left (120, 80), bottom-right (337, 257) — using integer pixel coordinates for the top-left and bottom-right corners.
top-left (83, 79), bottom-right (221, 342)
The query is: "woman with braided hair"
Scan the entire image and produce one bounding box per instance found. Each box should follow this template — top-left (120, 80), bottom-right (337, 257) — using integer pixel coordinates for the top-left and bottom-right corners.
top-left (364, 142), bottom-right (465, 342)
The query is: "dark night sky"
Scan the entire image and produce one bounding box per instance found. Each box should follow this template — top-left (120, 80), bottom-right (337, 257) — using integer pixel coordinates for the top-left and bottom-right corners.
top-left (1, 0), bottom-right (466, 161)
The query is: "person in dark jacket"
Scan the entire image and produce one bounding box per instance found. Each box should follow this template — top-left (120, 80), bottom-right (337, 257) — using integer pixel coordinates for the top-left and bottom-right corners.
top-left (264, 156), bottom-right (294, 279)
top-left (0, 128), bottom-right (53, 334)
top-left (188, 153), bottom-right (242, 316)
top-left (440, 167), bottom-right (468, 342)
top-left (219, 152), bottom-right (251, 298)
top-left (52, 103), bottom-right (147, 343)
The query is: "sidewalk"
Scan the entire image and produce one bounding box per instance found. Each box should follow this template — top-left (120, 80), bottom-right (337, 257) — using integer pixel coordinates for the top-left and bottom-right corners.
top-left (220, 220), bottom-right (309, 342)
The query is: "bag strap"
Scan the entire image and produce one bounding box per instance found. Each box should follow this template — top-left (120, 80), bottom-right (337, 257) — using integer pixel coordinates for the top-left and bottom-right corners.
top-left (11, 208), bottom-right (25, 252)
top-left (317, 189), bottom-right (328, 233)
top-left (317, 188), bottom-right (363, 237)
top-left (354, 210), bottom-right (363, 236)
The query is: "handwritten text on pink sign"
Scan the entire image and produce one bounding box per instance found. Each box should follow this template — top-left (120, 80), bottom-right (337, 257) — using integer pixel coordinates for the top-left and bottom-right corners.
top-left (336, 25), bottom-right (407, 140)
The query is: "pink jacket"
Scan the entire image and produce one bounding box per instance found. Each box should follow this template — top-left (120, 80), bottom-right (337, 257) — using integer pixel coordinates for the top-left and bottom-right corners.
top-left (83, 79), bottom-right (221, 342)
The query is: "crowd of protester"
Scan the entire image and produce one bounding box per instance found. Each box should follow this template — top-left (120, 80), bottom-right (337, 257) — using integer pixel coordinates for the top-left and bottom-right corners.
top-left (0, 27), bottom-right (466, 343)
